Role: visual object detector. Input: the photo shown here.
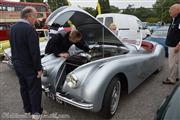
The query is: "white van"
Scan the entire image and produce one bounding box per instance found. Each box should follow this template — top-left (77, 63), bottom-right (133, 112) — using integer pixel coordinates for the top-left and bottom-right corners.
top-left (96, 13), bottom-right (148, 40)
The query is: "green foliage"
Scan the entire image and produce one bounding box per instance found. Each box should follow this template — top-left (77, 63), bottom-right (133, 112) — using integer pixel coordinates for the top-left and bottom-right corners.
top-left (48, 0), bottom-right (68, 12)
top-left (123, 6), bottom-right (158, 22)
top-left (83, 7), bottom-right (97, 17)
top-left (83, 5), bottom-right (119, 17)
top-left (109, 5), bottom-right (120, 13)
top-left (153, 0), bottom-right (180, 23)
top-left (146, 17), bottom-right (159, 23)
top-left (122, 0), bottom-right (180, 23)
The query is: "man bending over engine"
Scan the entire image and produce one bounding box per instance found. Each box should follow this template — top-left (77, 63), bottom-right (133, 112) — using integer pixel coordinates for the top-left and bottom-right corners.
top-left (45, 30), bottom-right (90, 58)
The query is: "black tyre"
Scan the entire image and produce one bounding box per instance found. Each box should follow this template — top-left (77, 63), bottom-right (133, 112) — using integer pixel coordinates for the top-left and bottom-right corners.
top-left (101, 77), bottom-right (121, 118)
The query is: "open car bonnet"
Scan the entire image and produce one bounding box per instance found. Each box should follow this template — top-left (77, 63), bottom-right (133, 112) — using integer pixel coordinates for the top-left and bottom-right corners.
top-left (46, 6), bottom-right (125, 47)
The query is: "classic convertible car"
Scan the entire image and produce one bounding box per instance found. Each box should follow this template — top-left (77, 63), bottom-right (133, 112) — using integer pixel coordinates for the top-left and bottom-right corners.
top-left (41, 6), bottom-right (165, 118)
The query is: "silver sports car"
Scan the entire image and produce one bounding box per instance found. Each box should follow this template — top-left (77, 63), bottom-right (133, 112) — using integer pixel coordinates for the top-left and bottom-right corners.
top-left (41, 6), bottom-right (165, 118)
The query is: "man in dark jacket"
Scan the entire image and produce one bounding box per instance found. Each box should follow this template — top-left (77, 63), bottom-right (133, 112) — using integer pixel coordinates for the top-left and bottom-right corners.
top-left (9, 6), bottom-right (43, 120)
top-left (163, 4), bottom-right (180, 85)
top-left (45, 30), bottom-right (89, 58)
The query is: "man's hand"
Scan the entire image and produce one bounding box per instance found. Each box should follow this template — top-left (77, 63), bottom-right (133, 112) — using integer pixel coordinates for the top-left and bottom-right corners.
top-left (58, 52), bottom-right (69, 58)
top-left (37, 70), bottom-right (43, 78)
top-left (174, 44), bottom-right (180, 54)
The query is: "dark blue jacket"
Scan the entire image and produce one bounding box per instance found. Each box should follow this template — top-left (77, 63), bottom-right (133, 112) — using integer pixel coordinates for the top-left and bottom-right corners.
top-left (45, 32), bottom-right (89, 57)
top-left (166, 14), bottom-right (180, 47)
top-left (10, 22), bottom-right (42, 71)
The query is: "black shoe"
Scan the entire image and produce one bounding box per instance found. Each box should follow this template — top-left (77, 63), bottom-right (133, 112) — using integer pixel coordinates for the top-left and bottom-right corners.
top-left (162, 78), bottom-right (175, 85)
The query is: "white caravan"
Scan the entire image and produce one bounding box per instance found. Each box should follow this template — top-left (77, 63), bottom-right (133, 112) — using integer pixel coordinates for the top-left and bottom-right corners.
top-left (96, 13), bottom-right (148, 40)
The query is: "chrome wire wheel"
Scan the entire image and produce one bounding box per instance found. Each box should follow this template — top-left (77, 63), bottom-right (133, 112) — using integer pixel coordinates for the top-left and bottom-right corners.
top-left (110, 80), bottom-right (121, 115)
top-left (101, 77), bottom-right (121, 118)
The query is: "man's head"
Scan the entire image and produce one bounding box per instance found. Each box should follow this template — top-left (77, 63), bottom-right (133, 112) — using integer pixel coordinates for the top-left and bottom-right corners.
top-left (21, 6), bottom-right (37, 25)
top-left (69, 30), bottom-right (82, 43)
top-left (169, 4), bottom-right (180, 18)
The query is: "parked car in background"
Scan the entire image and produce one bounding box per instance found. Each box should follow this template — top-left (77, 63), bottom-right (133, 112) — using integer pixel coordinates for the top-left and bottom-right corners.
top-left (41, 6), bottom-right (165, 118)
top-left (155, 82), bottom-right (180, 120)
top-left (147, 23), bottom-right (161, 33)
top-left (145, 26), bottom-right (169, 57)
top-left (0, 40), bottom-right (9, 58)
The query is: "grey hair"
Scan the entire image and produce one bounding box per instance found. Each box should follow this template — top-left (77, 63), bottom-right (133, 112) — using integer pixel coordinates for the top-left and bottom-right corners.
top-left (20, 6), bottom-right (37, 19)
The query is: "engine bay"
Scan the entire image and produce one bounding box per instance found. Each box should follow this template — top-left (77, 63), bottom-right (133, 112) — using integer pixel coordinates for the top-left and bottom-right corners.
top-left (65, 46), bottom-right (129, 74)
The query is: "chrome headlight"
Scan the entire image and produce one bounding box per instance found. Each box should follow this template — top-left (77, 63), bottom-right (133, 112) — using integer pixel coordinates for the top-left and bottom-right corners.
top-left (66, 73), bottom-right (79, 89)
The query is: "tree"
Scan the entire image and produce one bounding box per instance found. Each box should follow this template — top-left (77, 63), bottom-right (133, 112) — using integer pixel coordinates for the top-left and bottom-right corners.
top-left (146, 17), bottom-right (159, 23)
top-left (48, 0), bottom-right (69, 12)
top-left (122, 5), bottom-right (160, 23)
top-left (109, 5), bottom-right (120, 13)
top-left (83, 5), bottom-right (119, 17)
top-left (83, 7), bottom-right (97, 17)
top-left (153, 0), bottom-right (180, 23)
top-left (122, 4), bottom-right (135, 14)
top-left (134, 7), bottom-right (157, 22)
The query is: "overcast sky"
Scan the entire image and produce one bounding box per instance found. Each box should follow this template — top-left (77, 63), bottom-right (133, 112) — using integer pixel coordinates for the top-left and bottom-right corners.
top-left (7, 0), bottom-right (157, 9)
top-left (69, 0), bottom-right (156, 9)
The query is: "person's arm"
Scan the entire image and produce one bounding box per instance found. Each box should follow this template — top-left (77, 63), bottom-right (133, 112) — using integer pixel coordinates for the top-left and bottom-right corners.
top-left (27, 27), bottom-right (42, 72)
top-left (75, 39), bottom-right (90, 52)
top-left (174, 41), bottom-right (180, 53)
top-left (52, 34), bottom-right (65, 57)
top-left (174, 20), bottom-right (180, 53)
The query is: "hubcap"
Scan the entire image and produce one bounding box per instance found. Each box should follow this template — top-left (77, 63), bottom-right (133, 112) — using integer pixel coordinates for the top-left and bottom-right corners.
top-left (110, 80), bottom-right (121, 115)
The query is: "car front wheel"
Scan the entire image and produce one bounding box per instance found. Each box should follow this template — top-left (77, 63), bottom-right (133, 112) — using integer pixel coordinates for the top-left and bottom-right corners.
top-left (101, 77), bottom-right (121, 118)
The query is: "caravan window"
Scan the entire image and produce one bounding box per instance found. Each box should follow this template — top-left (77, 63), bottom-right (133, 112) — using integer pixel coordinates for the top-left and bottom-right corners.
top-left (105, 17), bottom-right (113, 28)
top-left (97, 17), bottom-right (103, 23)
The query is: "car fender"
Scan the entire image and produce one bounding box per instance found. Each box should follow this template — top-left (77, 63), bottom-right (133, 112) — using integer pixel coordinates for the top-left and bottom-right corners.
top-left (63, 57), bottom-right (133, 112)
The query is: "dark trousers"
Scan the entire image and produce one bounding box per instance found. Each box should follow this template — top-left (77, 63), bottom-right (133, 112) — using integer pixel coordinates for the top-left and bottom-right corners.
top-left (14, 66), bottom-right (43, 114)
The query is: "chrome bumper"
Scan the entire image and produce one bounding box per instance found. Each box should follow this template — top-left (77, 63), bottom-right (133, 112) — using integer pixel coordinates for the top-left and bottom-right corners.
top-left (42, 85), bottom-right (93, 110)
top-left (1, 52), bottom-right (13, 66)
top-left (2, 60), bottom-right (12, 65)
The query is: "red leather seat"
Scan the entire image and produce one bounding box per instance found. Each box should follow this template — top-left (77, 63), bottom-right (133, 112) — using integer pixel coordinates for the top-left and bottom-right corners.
top-left (141, 41), bottom-right (154, 51)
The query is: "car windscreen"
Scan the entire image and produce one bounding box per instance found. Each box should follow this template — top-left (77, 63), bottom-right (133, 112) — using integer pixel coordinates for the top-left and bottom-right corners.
top-left (162, 86), bottom-right (180, 119)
